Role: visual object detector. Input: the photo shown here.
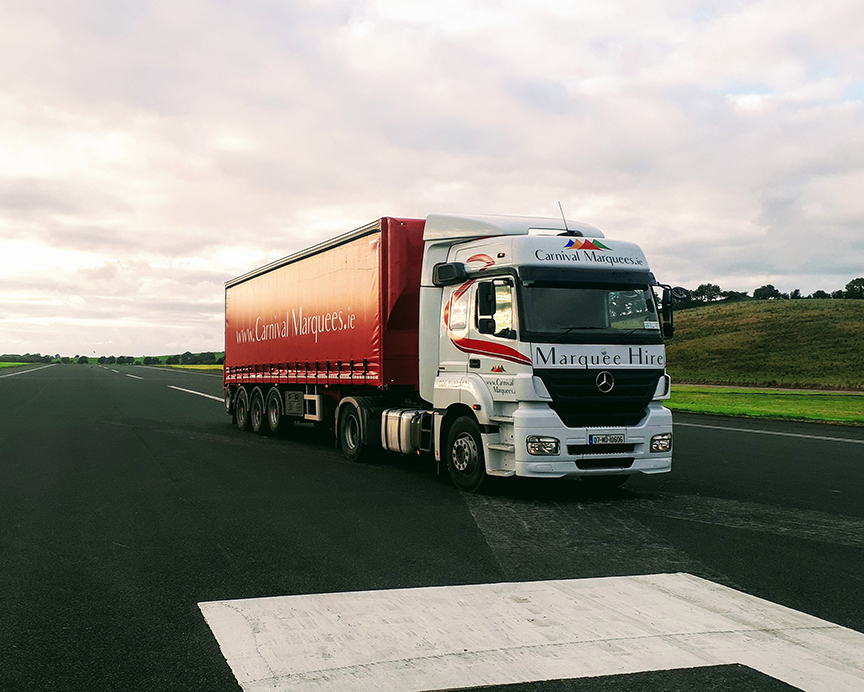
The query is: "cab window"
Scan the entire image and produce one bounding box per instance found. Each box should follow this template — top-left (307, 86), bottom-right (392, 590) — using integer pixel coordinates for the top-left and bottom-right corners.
top-left (476, 280), bottom-right (516, 339)
top-left (449, 287), bottom-right (469, 331)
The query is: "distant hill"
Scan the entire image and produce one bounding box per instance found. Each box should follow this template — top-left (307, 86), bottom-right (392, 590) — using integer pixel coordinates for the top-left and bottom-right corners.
top-left (665, 300), bottom-right (864, 390)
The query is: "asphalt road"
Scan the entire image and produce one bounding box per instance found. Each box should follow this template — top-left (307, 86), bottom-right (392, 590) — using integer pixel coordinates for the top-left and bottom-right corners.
top-left (1, 364), bottom-right (862, 691)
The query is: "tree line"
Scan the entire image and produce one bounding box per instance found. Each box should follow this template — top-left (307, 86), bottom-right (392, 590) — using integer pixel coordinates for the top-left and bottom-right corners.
top-left (5, 276), bottom-right (862, 365)
top-left (679, 277), bottom-right (864, 307)
top-left (96, 351), bottom-right (224, 365)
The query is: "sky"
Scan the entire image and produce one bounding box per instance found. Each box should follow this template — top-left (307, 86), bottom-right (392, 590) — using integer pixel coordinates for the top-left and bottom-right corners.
top-left (1, 0), bottom-right (863, 357)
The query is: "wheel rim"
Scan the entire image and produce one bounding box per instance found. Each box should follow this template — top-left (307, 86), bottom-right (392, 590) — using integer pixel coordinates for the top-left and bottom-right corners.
top-left (268, 400), bottom-right (279, 429)
top-left (252, 400), bottom-right (262, 428)
top-left (452, 433), bottom-right (478, 474)
top-left (344, 414), bottom-right (359, 450)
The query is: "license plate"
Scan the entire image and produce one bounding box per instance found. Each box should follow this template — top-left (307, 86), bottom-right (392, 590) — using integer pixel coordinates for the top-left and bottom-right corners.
top-left (588, 434), bottom-right (625, 445)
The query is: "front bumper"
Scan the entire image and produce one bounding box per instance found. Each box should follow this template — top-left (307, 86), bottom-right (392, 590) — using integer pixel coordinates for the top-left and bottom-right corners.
top-left (509, 402), bottom-right (673, 478)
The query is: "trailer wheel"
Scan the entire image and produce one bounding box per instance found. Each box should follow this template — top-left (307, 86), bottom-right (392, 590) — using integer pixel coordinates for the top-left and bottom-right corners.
top-left (338, 404), bottom-right (368, 462)
top-left (446, 417), bottom-right (486, 492)
top-left (224, 388), bottom-right (234, 419)
top-left (265, 388), bottom-right (284, 435)
top-left (235, 388), bottom-right (250, 431)
top-left (250, 388), bottom-right (268, 435)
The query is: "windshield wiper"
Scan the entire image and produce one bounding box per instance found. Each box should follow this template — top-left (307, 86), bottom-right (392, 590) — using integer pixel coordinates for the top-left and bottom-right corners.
top-left (609, 329), bottom-right (638, 343)
top-left (549, 326), bottom-right (605, 343)
top-left (546, 327), bottom-right (653, 344)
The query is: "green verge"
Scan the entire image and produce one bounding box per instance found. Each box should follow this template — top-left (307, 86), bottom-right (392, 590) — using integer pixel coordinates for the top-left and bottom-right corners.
top-left (156, 364), bottom-right (224, 372)
top-left (665, 300), bottom-right (864, 390)
top-left (0, 362), bottom-right (31, 368)
top-left (667, 385), bottom-right (864, 425)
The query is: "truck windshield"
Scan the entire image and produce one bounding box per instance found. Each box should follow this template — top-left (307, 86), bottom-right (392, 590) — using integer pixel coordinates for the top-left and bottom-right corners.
top-left (519, 282), bottom-right (662, 344)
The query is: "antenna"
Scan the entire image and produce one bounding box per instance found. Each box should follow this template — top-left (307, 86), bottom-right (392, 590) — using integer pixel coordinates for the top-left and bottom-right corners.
top-left (557, 202), bottom-right (581, 236)
top-left (558, 201), bottom-right (570, 233)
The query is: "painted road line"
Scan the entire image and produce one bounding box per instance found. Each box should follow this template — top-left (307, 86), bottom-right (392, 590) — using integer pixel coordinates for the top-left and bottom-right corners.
top-left (110, 369), bottom-right (120, 373)
top-left (125, 374), bottom-right (143, 380)
top-left (0, 363), bottom-right (57, 379)
top-left (199, 573), bottom-right (864, 692)
top-left (676, 421), bottom-right (864, 445)
top-left (168, 385), bottom-right (223, 402)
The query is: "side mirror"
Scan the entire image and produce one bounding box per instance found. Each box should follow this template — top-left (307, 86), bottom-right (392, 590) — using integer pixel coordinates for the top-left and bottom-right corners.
top-left (477, 318), bottom-right (496, 335)
top-left (654, 283), bottom-right (687, 340)
top-left (432, 262), bottom-right (468, 286)
top-left (476, 282), bottom-right (495, 316)
top-left (661, 287), bottom-right (675, 340)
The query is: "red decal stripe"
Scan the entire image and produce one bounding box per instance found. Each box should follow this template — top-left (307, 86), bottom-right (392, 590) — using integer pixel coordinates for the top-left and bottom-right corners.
top-left (451, 336), bottom-right (532, 365)
top-left (466, 254), bottom-right (495, 271)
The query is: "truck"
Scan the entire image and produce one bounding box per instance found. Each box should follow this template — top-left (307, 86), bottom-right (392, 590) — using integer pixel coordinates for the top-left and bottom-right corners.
top-left (223, 213), bottom-right (687, 492)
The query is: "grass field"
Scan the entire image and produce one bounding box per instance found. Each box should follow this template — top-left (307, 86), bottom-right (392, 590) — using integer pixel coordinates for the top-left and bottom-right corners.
top-left (665, 300), bottom-right (864, 390)
top-left (668, 384), bottom-right (864, 425)
top-left (0, 362), bottom-right (30, 369)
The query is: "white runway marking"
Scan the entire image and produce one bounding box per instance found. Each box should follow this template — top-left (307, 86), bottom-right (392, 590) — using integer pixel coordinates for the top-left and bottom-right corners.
top-left (167, 385), bottom-right (222, 401)
top-left (199, 573), bottom-right (864, 692)
top-left (676, 421), bottom-right (864, 445)
top-left (125, 374), bottom-right (143, 380)
top-left (0, 363), bottom-right (56, 379)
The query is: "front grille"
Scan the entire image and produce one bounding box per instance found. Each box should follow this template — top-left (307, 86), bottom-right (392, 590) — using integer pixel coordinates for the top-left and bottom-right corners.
top-left (534, 368), bottom-right (664, 428)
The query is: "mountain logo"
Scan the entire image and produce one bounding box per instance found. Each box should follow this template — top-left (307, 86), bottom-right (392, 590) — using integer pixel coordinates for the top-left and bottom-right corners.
top-left (491, 365), bottom-right (506, 373)
top-left (564, 238), bottom-right (611, 251)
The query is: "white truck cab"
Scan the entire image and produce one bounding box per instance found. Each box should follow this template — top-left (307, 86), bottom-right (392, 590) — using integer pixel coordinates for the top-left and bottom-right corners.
top-left (415, 214), bottom-right (679, 491)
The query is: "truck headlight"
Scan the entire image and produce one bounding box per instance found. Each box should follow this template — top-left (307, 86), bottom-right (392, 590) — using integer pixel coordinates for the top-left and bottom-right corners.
top-left (527, 436), bottom-right (560, 456)
top-left (650, 433), bottom-right (672, 453)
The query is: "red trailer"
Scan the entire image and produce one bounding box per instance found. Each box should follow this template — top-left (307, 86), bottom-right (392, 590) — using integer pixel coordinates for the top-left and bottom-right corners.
top-left (224, 217), bottom-right (425, 434)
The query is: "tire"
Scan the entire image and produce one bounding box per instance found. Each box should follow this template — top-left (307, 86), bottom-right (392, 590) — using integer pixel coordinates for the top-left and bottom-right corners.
top-left (235, 388), bottom-right (250, 431)
top-left (445, 417), bottom-right (487, 492)
top-left (265, 388), bottom-right (284, 435)
top-left (225, 388), bottom-right (236, 423)
top-left (338, 404), bottom-right (368, 462)
top-left (250, 388), bottom-right (268, 434)
top-left (581, 475), bottom-right (628, 492)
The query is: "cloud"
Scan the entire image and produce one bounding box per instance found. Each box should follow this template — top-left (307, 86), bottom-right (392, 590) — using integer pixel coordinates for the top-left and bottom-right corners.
top-left (0, 0), bottom-right (863, 355)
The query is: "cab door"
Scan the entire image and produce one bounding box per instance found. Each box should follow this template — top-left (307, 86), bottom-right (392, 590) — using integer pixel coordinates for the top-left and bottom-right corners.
top-left (470, 278), bottom-right (531, 382)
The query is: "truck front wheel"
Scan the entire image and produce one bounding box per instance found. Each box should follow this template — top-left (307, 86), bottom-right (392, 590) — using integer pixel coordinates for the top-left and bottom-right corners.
top-left (446, 417), bottom-right (487, 492)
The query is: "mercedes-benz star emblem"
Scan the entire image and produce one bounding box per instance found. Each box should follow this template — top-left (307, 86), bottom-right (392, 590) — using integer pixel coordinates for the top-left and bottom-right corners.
top-left (596, 371), bottom-right (615, 393)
